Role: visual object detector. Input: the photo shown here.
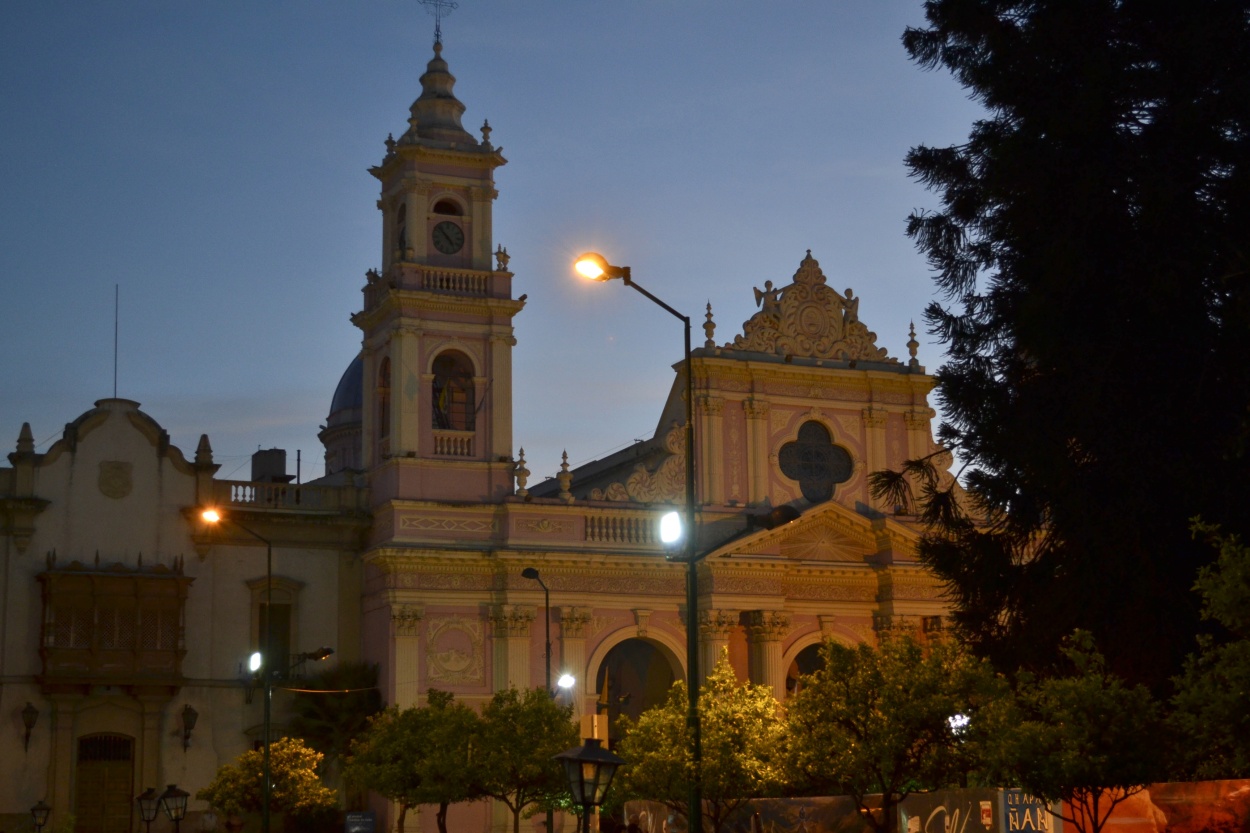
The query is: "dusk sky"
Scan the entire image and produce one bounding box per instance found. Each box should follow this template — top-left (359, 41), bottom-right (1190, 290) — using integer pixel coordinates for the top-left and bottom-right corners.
top-left (1, 2), bottom-right (983, 486)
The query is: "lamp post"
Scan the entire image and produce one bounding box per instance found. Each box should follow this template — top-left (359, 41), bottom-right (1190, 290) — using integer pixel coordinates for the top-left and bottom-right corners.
top-left (554, 738), bottom-right (626, 833)
top-left (521, 566), bottom-right (555, 833)
top-left (201, 507), bottom-right (275, 833)
top-left (136, 787), bottom-right (160, 833)
top-left (521, 567), bottom-right (552, 691)
top-left (575, 252), bottom-right (701, 833)
top-left (159, 784), bottom-right (189, 833)
top-left (30, 800), bottom-right (51, 833)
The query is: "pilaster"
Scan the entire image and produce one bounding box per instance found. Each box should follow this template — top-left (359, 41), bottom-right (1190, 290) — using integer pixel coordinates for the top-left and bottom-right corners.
top-left (862, 406), bottom-right (888, 509)
top-left (699, 395), bottom-right (726, 506)
top-left (558, 606), bottom-right (592, 717)
top-left (743, 399), bottom-right (771, 504)
top-left (392, 605), bottom-right (425, 708)
top-left (490, 604), bottom-right (534, 691)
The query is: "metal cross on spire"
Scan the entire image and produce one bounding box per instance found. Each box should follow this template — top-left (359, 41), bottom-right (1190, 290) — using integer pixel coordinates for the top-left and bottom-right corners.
top-left (419, 0), bottom-right (459, 44)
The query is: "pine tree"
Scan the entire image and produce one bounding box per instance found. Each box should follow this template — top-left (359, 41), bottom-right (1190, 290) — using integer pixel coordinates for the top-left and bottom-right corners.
top-left (897, 0), bottom-right (1250, 689)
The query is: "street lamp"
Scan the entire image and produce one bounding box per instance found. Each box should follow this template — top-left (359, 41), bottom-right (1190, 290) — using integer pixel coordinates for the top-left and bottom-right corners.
top-left (201, 507), bottom-right (277, 833)
top-left (554, 738), bottom-right (626, 833)
top-left (159, 784), bottom-right (189, 833)
top-left (575, 251), bottom-right (702, 833)
top-left (521, 566), bottom-right (557, 833)
top-left (136, 787), bottom-right (160, 833)
top-left (30, 800), bottom-right (51, 833)
top-left (520, 567), bottom-right (552, 693)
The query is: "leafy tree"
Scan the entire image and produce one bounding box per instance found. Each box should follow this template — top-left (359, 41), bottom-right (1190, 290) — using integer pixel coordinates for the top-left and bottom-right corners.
top-left (988, 632), bottom-right (1170, 833)
top-left (414, 690), bottom-right (482, 832)
top-left (894, 0), bottom-right (1250, 689)
top-left (475, 686), bottom-right (579, 833)
top-left (343, 690), bottom-right (481, 833)
top-left (1171, 524), bottom-right (1250, 778)
top-left (614, 652), bottom-right (786, 833)
top-left (287, 660), bottom-right (383, 780)
top-left (783, 633), bottom-right (1005, 833)
top-left (196, 736), bottom-right (338, 827)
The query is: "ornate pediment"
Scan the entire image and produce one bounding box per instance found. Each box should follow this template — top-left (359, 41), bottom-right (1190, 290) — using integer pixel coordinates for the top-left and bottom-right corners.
top-left (728, 251), bottom-right (898, 363)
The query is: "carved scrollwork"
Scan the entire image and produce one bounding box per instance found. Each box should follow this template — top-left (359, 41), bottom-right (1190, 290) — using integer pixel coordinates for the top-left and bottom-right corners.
top-left (729, 252), bottom-right (898, 363)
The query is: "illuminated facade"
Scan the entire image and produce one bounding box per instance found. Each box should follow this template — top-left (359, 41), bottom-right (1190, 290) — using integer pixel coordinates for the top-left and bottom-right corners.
top-left (0, 41), bottom-right (950, 833)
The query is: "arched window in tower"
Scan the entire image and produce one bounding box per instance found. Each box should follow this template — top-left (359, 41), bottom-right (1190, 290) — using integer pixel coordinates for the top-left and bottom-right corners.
top-left (432, 351), bottom-right (475, 431)
top-left (432, 198), bottom-right (462, 216)
top-left (377, 357), bottom-right (391, 439)
top-left (778, 421), bottom-right (853, 503)
top-left (395, 204), bottom-right (408, 255)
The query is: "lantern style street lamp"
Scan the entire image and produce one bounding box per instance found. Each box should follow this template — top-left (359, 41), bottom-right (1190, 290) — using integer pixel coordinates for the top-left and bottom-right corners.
top-left (136, 787), bottom-right (160, 832)
top-left (575, 252), bottom-right (702, 833)
top-left (555, 738), bottom-right (626, 833)
top-left (159, 784), bottom-right (189, 833)
top-left (31, 800), bottom-right (51, 832)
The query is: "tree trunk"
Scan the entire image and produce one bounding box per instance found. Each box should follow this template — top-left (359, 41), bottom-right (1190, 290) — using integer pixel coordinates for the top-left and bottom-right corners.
top-left (437, 801), bottom-right (450, 833)
top-left (397, 803), bottom-right (407, 833)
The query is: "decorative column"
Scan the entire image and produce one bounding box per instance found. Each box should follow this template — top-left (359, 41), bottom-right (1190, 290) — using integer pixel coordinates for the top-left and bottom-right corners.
top-left (490, 604), bottom-right (534, 691)
top-left (743, 399), bottom-right (771, 504)
top-left (698, 609), bottom-right (739, 680)
top-left (558, 606), bottom-right (592, 717)
top-left (391, 605), bottom-right (424, 708)
top-left (861, 406), bottom-right (888, 509)
top-left (488, 333), bottom-right (517, 462)
top-left (698, 395), bottom-right (726, 505)
top-left (393, 323), bottom-right (421, 456)
top-left (904, 408), bottom-right (934, 461)
top-left (744, 610), bottom-right (791, 701)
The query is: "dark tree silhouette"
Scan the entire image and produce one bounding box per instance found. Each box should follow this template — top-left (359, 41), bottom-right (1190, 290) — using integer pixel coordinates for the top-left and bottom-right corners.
top-left (897, 0), bottom-right (1250, 689)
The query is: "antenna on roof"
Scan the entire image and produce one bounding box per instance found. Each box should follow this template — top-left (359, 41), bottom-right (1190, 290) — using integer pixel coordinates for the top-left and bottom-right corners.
top-left (113, 284), bottom-right (119, 398)
top-left (419, 0), bottom-right (459, 44)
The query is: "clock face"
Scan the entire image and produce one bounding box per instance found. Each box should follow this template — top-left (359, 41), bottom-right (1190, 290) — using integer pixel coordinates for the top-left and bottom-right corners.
top-left (432, 221), bottom-right (465, 254)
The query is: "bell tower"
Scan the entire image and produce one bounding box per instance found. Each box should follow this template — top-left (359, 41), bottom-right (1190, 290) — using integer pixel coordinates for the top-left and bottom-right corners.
top-left (352, 41), bottom-right (522, 503)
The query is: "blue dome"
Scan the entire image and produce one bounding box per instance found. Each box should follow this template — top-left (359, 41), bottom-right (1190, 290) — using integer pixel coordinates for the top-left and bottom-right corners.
top-left (328, 353), bottom-right (363, 421)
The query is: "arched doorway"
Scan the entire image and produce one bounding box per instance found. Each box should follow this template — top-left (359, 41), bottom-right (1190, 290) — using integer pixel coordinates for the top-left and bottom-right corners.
top-left (594, 638), bottom-right (677, 745)
top-left (785, 643), bottom-right (825, 697)
top-left (75, 733), bottom-right (134, 833)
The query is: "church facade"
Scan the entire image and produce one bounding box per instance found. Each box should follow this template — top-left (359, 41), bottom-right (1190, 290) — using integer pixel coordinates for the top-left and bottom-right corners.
top-left (0, 41), bottom-right (950, 833)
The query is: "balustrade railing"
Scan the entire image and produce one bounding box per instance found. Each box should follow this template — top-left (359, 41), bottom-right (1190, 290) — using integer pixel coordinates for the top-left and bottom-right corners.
top-left (421, 268), bottom-right (489, 295)
top-left (584, 512), bottom-right (662, 545)
top-left (212, 480), bottom-right (366, 512)
top-left (433, 430), bottom-right (475, 457)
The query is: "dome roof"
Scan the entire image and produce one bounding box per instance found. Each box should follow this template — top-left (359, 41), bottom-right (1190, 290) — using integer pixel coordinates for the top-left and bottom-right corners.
top-left (327, 353), bottom-right (363, 425)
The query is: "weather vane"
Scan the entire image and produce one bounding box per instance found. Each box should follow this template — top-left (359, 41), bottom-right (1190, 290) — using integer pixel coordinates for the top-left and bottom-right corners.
top-left (419, 0), bottom-right (459, 44)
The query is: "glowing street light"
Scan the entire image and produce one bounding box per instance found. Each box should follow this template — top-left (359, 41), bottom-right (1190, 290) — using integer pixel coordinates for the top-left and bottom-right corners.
top-left (574, 251), bottom-right (702, 833)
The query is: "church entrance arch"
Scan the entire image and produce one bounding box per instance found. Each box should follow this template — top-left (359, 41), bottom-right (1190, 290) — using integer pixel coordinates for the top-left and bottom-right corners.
top-left (785, 642), bottom-right (825, 697)
top-left (593, 637), bottom-right (680, 745)
top-left (74, 733), bottom-right (134, 833)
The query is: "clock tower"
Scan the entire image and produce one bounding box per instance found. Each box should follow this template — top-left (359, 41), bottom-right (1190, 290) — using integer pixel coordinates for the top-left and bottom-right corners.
top-left (352, 40), bottom-right (522, 504)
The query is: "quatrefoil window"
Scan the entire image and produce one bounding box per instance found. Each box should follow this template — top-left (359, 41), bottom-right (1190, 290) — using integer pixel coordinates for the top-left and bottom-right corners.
top-left (778, 421), bottom-right (852, 503)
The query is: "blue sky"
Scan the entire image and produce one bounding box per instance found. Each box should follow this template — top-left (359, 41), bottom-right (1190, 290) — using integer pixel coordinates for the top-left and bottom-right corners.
top-left (0, 1), bottom-right (982, 484)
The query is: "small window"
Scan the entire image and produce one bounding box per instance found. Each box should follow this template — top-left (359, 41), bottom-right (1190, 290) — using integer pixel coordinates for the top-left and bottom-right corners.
top-left (395, 204), bottom-right (408, 253)
top-left (432, 351), bottom-right (475, 431)
top-left (432, 198), bottom-right (462, 216)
